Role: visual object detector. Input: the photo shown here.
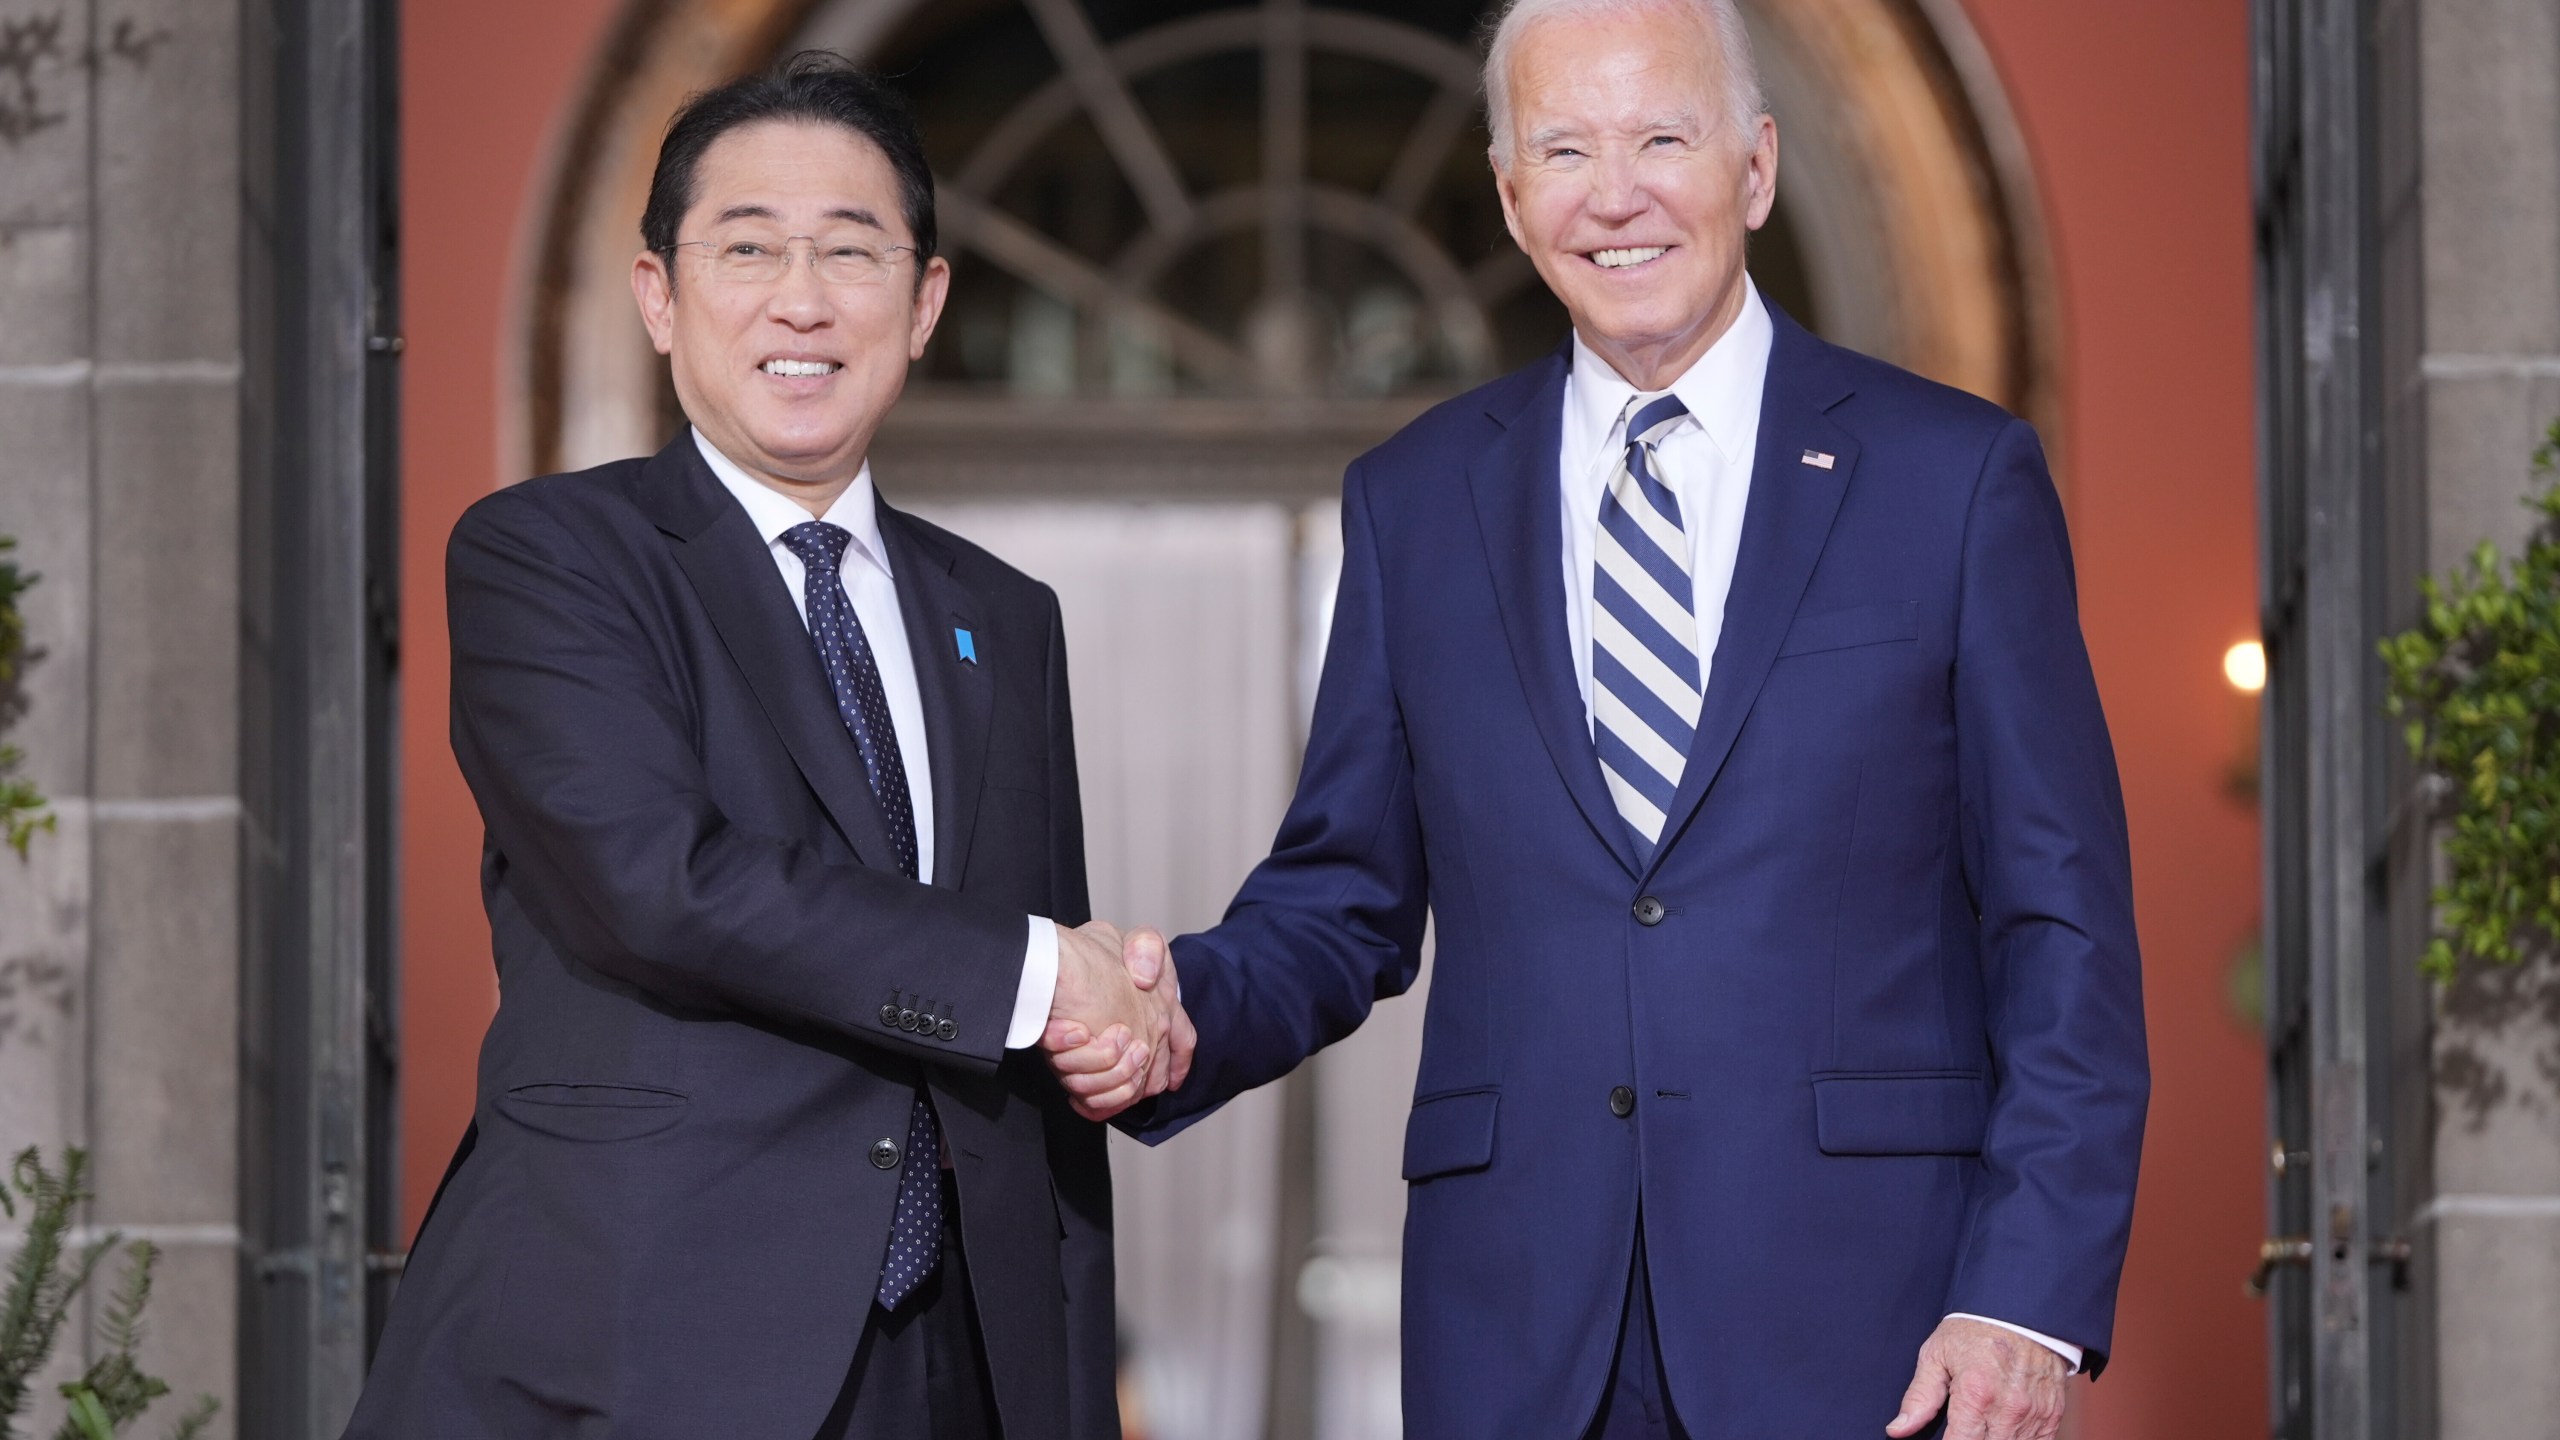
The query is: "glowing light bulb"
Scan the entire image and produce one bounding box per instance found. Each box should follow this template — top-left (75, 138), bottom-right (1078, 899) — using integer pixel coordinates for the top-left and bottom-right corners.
top-left (2224, 640), bottom-right (2267, 694)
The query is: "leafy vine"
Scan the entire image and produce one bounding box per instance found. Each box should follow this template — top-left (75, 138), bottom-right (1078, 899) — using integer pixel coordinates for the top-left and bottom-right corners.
top-left (0, 536), bottom-right (48, 858)
top-left (2381, 421), bottom-right (2560, 980)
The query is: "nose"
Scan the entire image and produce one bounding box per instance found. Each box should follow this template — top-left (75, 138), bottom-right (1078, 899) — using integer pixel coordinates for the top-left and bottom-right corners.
top-left (1586, 153), bottom-right (1648, 224)
top-left (765, 257), bottom-right (835, 329)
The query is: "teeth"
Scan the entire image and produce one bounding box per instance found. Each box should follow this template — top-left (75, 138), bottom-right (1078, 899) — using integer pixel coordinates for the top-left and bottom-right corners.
top-left (1591, 247), bottom-right (1669, 269)
top-left (762, 358), bottom-right (839, 377)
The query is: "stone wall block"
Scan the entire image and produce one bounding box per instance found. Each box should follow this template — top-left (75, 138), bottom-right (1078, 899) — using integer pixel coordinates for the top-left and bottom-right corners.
top-left (0, 381), bottom-right (94, 799)
top-left (0, 221), bottom-right (86, 364)
top-left (2419, 371), bottom-right (2560, 575)
top-left (91, 0), bottom-right (238, 364)
top-left (0, 798), bottom-right (87, 1156)
top-left (2431, 957), bottom-right (2560, 1197)
top-left (84, 1236), bottom-right (237, 1440)
top-left (91, 378), bottom-right (238, 799)
top-left (2433, 1212), bottom-right (2560, 1440)
top-left (2421, 0), bottom-right (2560, 354)
top-left (86, 811), bottom-right (236, 1224)
top-left (0, 0), bottom-right (94, 228)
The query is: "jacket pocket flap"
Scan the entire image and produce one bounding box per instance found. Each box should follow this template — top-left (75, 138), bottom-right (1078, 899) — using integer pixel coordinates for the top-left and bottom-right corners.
top-left (1401, 1089), bottom-right (1499, 1181)
top-left (1779, 601), bottom-right (1919, 657)
top-left (498, 1083), bottom-right (689, 1142)
top-left (1812, 1072), bottom-right (1987, 1155)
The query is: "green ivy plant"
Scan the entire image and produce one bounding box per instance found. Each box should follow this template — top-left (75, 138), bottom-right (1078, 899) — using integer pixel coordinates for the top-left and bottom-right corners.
top-left (0, 1149), bottom-right (217, 1440)
top-left (2380, 420), bottom-right (2560, 980)
top-left (0, 535), bottom-right (50, 858)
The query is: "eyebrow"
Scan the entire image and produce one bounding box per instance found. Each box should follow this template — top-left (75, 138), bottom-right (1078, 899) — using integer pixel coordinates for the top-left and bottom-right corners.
top-left (709, 202), bottom-right (889, 232)
top-left (1522, 111), bottom-right (1703, 150)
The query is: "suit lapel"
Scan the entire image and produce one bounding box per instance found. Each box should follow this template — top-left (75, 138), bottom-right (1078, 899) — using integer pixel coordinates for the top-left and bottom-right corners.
top-left (634, 435), bottom-right (901, 871)
top-left (1467, 350), bottom-right (1644, 878)
top-left (1646, 309), bottom-right (1857, 874)
top-left (879, 502), bottom-right (993, 890)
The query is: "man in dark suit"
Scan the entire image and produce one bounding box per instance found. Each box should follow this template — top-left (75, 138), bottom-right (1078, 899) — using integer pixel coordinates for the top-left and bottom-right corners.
top-left (348, 56), bottom-right (1179, 1440)
top-left (1051, 2), bottom-right (2148, 1437)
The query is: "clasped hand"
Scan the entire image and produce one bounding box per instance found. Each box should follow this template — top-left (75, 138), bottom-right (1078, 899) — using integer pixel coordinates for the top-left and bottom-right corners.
top-left (1042, 922), bottom-right (1193, 1121)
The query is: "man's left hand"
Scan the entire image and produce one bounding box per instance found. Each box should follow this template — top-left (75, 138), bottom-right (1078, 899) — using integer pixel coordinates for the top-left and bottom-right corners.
top-left (1886, 1317), bottom-right (2068, 1440)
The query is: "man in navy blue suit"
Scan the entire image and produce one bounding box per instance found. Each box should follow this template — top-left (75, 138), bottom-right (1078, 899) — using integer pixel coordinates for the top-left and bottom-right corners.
top-left (1048, 1), bottom-right (2148, 1436)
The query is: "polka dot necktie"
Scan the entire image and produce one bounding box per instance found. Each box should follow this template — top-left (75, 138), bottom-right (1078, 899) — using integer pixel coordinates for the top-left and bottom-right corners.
top-left (779, 520), bottom-right (941, 1310)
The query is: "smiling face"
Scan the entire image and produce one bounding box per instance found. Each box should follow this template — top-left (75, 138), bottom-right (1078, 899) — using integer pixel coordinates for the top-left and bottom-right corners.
top-left (1492, 2), bottom-right (1777, 391)
top-left (632, 119), bottom-right (950, 512)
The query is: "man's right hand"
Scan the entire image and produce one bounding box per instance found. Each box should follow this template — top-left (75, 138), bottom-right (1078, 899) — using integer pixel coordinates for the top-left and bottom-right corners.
top-left (1042, 922), bottom-right (1191, 1121)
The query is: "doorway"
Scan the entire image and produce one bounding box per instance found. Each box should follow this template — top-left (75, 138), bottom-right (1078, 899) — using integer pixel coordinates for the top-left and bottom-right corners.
top-left (516, 2), bottom-right (2058, 1432)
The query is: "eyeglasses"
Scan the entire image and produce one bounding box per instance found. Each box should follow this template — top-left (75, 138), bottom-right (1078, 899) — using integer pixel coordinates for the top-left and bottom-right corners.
top-left (667, 234), bottom-right (920, 287)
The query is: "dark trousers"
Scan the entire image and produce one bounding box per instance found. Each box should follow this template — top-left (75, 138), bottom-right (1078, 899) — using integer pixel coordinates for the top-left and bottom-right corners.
top-left (813, 1173), bottom-right (1002, 1440)
top-left (1583, 1221), bottom-right (1693, 1440)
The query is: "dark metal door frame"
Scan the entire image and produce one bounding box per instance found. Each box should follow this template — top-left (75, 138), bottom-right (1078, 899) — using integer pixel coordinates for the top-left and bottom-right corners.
top-left (2252, 0), bottom-right (2410, 1432)
top-left (241, 0), bottom-right (401, 1432)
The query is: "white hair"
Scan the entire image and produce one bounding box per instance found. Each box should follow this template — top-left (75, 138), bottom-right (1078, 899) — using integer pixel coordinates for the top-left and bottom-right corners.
top-left (1482, 0), bottom-right (1768, 165)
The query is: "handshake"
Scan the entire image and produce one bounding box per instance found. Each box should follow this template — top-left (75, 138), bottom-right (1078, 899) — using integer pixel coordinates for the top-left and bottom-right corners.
top-left (1042, 921), bottom-right (1195, 1121)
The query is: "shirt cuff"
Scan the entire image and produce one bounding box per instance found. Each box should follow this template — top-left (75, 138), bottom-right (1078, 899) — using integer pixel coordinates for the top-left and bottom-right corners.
top-left (1004, 916), bottom-right (1061, 1050)
top-left (1944, 1314), bottom-right (2083, 1374)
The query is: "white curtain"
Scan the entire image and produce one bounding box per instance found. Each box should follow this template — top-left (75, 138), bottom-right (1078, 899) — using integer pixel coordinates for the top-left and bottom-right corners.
top-left (913, 501), bottom-right (1300, 1440)
top-left (916, 499), bottom-right (1434, 1440)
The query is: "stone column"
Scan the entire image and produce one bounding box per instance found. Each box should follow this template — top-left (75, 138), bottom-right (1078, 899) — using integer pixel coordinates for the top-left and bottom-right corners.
top-left (0, 1), bottom-right (241, 1433)
top-left (2413, 0), bottom-right (2560, 1433)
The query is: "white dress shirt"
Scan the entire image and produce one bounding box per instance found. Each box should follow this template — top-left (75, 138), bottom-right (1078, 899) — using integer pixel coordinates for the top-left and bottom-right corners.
top-left (695, 429), bottom-right (1058, 1050)
top-left (1552, 287), bottom-right (2084, 1375)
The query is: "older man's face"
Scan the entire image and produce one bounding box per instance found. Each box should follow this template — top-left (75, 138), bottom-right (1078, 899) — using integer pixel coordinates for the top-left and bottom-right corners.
top-left (633, 120), bottom-right (949, 492)
top-left (1494, 4), bottom-right (1777, 386)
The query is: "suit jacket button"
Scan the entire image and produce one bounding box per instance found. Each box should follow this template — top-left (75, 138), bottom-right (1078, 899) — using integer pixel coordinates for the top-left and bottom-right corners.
top-left (1633, 896), bottom-right (1666, 926)
top-left (937, 1020), bottom-right (959, 1041)
top-left (879, 1003), bottom-right (901, 1028)
top-left (1609, 1085), bottom-right (1637, 1118)
top-left (870, 1138), bottom-right (902, 1170)
top-left (897, 1008), bottom-right (919, 1031)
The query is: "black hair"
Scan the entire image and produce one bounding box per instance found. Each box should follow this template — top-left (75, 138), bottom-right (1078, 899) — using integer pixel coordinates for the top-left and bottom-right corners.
top-left (640, 52), bottom-right (936, 275)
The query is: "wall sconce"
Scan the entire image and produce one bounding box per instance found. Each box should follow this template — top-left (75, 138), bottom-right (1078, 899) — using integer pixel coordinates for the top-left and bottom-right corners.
top-left (2221, 640), bottom-right (2264, 804)
top-left (2223, 640), bottom-right (2267, 694)
top-left (2222, 638), bottom-right (2267, 1031)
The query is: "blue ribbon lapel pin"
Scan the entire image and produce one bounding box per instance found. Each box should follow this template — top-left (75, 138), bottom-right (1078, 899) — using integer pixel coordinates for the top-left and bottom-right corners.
top-left (954, 627), bottom-right (978, 665)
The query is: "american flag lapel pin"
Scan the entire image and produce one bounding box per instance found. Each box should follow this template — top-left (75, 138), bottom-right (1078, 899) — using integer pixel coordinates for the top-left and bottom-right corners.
top-left (1801, 449), bottom-right (1837, 470)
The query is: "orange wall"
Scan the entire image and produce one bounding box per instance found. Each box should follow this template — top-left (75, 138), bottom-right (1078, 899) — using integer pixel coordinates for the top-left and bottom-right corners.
top-left (1956, 1), bottom-right (2270, 1434)
top-left (397, 3), bottom-right (2267, 1433)
top-left (399, 0), bottom-right (619, 1222)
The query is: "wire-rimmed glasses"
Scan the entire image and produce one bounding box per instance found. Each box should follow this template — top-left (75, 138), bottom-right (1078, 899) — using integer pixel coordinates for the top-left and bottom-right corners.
top-left (666, 234), bottom-right (920, 288)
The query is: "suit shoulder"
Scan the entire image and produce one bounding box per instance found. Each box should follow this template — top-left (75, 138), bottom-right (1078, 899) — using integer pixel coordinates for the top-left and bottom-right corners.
top-left (892, 509), bottom-right (1061, 615)
top-left (1361, 362), bottom-right (1550, 471)
top-left (456, 457), bottom-right (653, 537)
top-left (1822, 342), bottom-right (2024, 455)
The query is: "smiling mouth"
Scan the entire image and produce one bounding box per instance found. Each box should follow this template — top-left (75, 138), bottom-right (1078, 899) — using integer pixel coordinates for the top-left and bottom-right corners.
top-left (761, 358), bottom-right (842, 377)
top-left (1586, 246), bottom-right (1671, 270)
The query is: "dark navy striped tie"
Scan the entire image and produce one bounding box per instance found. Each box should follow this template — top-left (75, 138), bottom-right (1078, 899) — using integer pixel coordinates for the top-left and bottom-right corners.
top-left (1590, 394), bottom-right (1702, 864)
top-left (779, 520), bottom-right (941, 1310)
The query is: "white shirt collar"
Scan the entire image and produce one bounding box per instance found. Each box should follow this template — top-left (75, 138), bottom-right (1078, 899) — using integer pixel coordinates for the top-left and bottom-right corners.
top-left (1565, 274), bottom-right (1773, 469)
top-left (691, 426), bottom-right (891, 577)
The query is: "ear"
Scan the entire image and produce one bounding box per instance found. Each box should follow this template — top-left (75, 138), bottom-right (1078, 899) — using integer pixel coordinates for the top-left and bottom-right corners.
top-left (1492, 149), bottom-right (1528, 254)
top-left (632, 250), bottom-right (678, 356)
top-left (1741, 115), bottom-right (1780, 232)
top-left (908, 254), bottom-right (953, 362)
